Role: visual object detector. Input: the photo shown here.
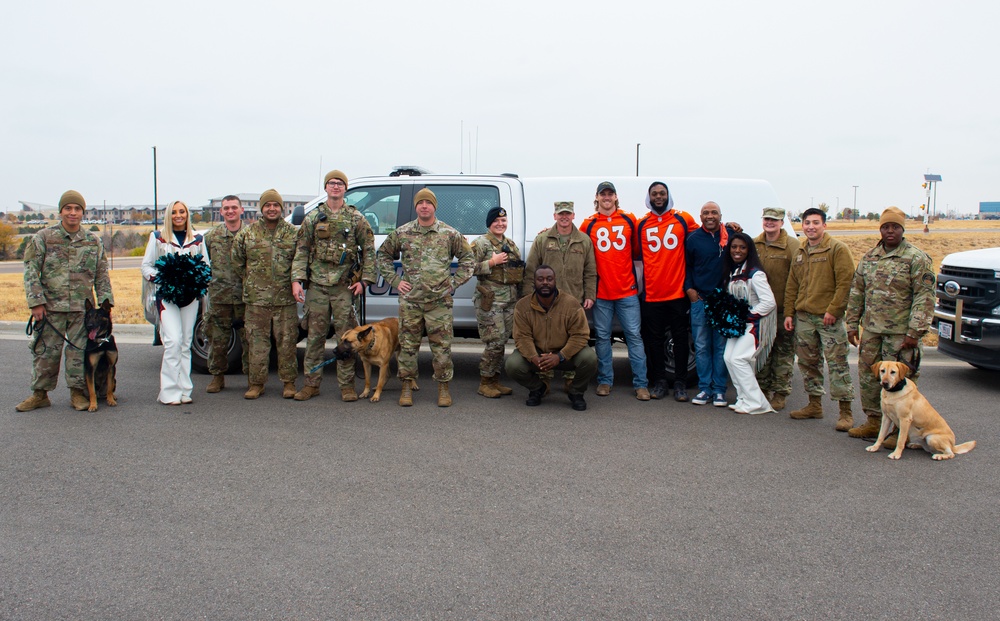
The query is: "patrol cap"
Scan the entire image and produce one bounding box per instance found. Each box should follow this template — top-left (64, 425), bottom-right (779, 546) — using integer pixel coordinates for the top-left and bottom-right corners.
top-left (260, 188), bottom-right (283, 207)
top-left (596, 181), bottom-right (617, 194)
top-left (762, 207), bottom-right (786, 220)
top-left (414, 188), bottom-right (437, 208)
top-left (486, 206), bottom-right (506, 227)
top-left (554, 201), bottom-right (574, 214)
top-left (880, 206), bottom-right (907, 229)
top-left (59, 190), bottom-right (86, 211)
top-left (324, 170), bottom-right (348, 189)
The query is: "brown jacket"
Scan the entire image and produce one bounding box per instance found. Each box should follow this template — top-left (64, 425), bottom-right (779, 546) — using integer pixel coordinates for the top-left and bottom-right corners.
top-left (784, 232), bottom-right (855, 318)
top-left (523, 224), bottom-right (597, 302)
top-left (512, 292), bottom-right (590, 360)
top-left (754, 229), bottom-right (799, 316)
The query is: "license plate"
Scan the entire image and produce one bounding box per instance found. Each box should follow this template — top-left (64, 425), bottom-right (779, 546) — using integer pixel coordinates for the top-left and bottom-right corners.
top-left (938, 321), bottom-right (953, 340)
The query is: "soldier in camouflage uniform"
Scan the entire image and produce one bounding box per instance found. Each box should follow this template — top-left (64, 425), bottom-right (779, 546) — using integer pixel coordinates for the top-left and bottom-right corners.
top-left (471, 206), bottom-right (524, 398)
top-left (203, 195), bottom-right (248, 392)
top-left (291, 170), bottom-right (377, 402)
top-left (753, 207), bottom-right (800, 411)
top-left (18, 190), bottom-right (114, 412)
top-left (232, 189), bottom-right (300, 400)
top-left (784, 207), bottom-right (856, 429)
top-left (376, 188), bottom-right (475, 407)
top-left (846, 206), bottom-right (935, 444)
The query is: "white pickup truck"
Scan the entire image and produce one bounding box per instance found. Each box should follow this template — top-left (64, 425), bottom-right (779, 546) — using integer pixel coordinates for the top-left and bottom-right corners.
top-left (189, 168), bottom-right (793, 382)
top-left (933, 247), bottom-right (1000, 370)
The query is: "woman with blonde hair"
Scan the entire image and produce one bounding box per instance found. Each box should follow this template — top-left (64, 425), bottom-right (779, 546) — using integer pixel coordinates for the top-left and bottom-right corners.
top-left (141, 201), bottom-right (211, 405)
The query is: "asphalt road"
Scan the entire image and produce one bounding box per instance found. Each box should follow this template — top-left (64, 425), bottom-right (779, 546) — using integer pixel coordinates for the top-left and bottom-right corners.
top-left (1, 335), bottom-right (998, 620)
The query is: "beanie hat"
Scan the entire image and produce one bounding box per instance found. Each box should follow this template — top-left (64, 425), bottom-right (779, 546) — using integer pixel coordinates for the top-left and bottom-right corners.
top-left (324, 170), bottom-right (348, 189)
top-left (879, 206), bottom-right (906, 229)
top-left (260, 189), bottom-right (284, 208)
top-left (59, 190), bottom-right (86, 211)
top-left (486, 207), bottom-right (506, 227)
top-left (414, 188), bottom-right (437, 208)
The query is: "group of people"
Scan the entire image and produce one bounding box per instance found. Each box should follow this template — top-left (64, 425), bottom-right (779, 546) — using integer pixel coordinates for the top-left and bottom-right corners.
top-left (18, 179), bottom-right (937, 448)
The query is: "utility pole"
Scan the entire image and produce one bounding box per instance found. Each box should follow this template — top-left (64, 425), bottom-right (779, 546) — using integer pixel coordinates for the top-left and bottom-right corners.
top-left (636, 143), bottom-right (640, 176)
top-left (852, 186), bottom-right (858, 223)
top-left (152, 146), bottom-right (158, 230)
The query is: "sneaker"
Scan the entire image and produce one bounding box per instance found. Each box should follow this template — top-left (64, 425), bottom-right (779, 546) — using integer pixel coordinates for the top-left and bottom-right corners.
top-left (713, 393), bottom-right (728, 407)
top-left (649, 379), bottom-right (668, 400)
top-left (691, 391), bottom-right (710, 405)
top-left (673, 382), bottom-right (688, 402)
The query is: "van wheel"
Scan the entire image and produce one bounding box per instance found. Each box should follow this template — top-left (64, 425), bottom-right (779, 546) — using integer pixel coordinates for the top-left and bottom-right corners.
top-left (191, 315), bottom-right (242, 375)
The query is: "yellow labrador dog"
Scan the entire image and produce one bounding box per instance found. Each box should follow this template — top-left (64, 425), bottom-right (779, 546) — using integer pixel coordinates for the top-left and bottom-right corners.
top-left (867, 361), bottom-right (976, 461)
top-left (333, 318), bottom-right (416, 402)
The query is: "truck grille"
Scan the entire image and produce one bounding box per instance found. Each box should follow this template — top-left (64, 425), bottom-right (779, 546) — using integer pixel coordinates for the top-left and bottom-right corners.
top-left (940, 265), bottom-right (995, 279)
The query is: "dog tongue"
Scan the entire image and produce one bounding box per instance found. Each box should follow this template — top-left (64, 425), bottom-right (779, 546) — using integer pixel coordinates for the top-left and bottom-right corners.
top-left (89, 329), bottom-right (98, 340)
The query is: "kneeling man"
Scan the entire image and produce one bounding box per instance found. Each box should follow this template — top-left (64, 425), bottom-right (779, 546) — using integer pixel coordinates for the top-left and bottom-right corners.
top-left (505, 265), bottom-right (598, 411)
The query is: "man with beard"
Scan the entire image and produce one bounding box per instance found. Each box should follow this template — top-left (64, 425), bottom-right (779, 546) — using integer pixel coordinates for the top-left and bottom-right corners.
top-left (637, 182), bottom-right (697, 401)
top-left (506, 265), bottom-right (597, 411)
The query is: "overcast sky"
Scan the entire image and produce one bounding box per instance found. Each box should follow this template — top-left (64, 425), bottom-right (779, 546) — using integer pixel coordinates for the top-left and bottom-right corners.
top-left (3, 0), bottom-right (998, 218)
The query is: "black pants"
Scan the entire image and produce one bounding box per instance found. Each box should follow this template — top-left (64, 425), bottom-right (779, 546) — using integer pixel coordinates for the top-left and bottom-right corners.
top-left (641, 297), bottom-right (690, 385)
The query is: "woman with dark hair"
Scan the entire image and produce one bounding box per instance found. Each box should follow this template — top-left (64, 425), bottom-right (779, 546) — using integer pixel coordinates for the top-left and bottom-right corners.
top-left (722, 232), bottom-right (776, 415)
top-left (141, 201), bottom-right (211, 405)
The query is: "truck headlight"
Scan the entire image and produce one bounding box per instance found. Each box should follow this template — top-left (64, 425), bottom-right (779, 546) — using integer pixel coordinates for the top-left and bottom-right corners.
top-left (993, 306), bottom-right (1000, 317)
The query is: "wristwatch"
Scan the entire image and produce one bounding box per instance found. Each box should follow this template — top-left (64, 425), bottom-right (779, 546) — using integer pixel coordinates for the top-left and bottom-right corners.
top-left (557, 352), bottom-right (566, 364)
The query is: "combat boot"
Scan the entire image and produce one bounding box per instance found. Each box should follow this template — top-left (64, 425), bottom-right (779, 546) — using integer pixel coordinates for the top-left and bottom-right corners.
top-left (789, 394), bottom-right (824, 419)
top-left (437, 382), bottom-right (452, 407)
top-left (494, 376), bottom-right (513, 396)
top-left (294, 386), bottom-right (320, 401)
top-left (399, 379), bottom-right (414, 407)
top-left (341, 386), bottom-right (358, 402)
top-left (244, 384), bottom-right (265, 400)
top-left (882, 431), bottom-right (900, 450)
top-left (848, 413), bottom-right (883, 440)
top-left (478, 375), bottom-right (502, 399)
top-left (768, 392), bottom-right (788, 411)
top-left (206, 375), bottom-right (225, 393)
top-left (15, 390), bottom-right (50, 412)
top-left (835, 400), bottom-right (854, 432)
top-left (70, 388), bottom-right (89, 411)
top-left (282, 382), bottom-right (297, 399)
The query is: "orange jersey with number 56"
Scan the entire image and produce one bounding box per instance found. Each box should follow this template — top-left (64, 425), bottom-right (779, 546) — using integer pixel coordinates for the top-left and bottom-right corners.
top-left (637, 209), bottom-right (697, 302)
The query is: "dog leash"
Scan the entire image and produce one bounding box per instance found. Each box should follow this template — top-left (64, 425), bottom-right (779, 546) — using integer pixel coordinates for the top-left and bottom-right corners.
top-left (26, 316), bottom-right (86, 353)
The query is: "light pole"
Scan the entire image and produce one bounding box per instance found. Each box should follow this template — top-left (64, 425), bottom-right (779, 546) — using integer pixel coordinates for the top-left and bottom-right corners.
top-left (852, 186), bottom-right (858, 223)
top-left (635, 143), bottom-right (640, 176)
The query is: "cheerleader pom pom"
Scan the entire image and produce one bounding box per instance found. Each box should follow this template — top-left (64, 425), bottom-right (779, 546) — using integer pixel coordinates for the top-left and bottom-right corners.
top-left (705, 287), bottom-right (750, 339)
top-left (153, 253), bottom-right (212, 307)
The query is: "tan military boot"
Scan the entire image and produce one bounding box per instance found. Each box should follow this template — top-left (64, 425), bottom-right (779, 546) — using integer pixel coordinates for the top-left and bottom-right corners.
top-left (789, 394), bottom-right (823, 419)
top-left (437, 382), bottom-right (452, 407)
top-left (399, 379), bottom-right (414, 407)
top-left (768, 392), bottom-right (788, 411)
top-left (282, 382), bottom-right (297, 399)
top-left (882, 430), bottom-right (900, 450)
top-left (494, 376), bottom-right (514, 396)
top-left (341, 386), bottom-right (358, 402)
top-left (70, 388), bottom-right (89, 411)
top-left (477, 375), bottom-right (502, 398)
top-left (294, 386), bottom-right (320, 401)
top-left (206, 375), bottom-right (225, 393)
top-left (244, 384), bottom-right (265, 399)
top-left (848, 413), bottom-right (883, 439)
top-left (835, 400), bottom-right (854, 432)
top-left (15, 390), bottom-right (51, 412)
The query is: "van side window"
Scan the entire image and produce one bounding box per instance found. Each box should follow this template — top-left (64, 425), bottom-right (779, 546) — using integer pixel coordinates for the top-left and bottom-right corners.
top-left (424, 185), bottom-right (501, 234)
top-left (344, 186), bottom-right (401, 234)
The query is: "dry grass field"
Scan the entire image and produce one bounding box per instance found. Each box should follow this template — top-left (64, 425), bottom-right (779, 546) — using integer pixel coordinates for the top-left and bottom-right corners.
top-left (2, 220), bottom-right (999, 331)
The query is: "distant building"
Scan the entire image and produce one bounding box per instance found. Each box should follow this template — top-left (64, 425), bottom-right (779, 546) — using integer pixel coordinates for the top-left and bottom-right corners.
top-left (980, 202), bottom-right (1000, 219)
top-left (204, 193), bottom-right (315, 223)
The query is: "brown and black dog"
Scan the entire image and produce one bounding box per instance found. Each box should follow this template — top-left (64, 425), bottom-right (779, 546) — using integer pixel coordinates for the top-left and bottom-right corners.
top-left (333, 318), bottom-right (415, 402)
top-left (84, 299), bottom-right (118, 412)
top-left (867, 360), bottom-right (975, 461)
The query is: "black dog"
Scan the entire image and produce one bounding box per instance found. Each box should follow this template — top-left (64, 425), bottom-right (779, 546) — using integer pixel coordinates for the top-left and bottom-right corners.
top-left (84, 299), bottom-right (118, 412)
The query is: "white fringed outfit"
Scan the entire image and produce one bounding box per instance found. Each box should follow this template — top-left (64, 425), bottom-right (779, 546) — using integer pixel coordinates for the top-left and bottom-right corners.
top-left (141, 231), bottom-right (210, 405)
top-left (723, 265), bottom-right (777, 415)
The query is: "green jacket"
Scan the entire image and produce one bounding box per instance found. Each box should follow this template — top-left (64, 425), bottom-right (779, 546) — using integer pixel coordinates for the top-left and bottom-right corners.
top-left (232, 220), bottom-right (297, 306)
top-left (471, 232), bottom-right (523, 301)
top-left (754, 229), bottom-right (799, 316)
top-left (376, 219), bottom-right (475, 304)
top-left (845, 239), bottom-right (935, 338)
top-left (23, 224), bottom-right (113, 312)
top-left (204, 223), bottom-right (244, 305)
top-left (523, 224), bottom-right (597, 302)
top-left (291, 203), bottom-right (376, 287)
top-left (784, 232), bottom-right (855, 319)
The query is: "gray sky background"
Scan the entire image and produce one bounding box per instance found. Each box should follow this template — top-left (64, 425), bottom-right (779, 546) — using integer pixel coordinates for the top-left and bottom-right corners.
top-left (3, 0), bottom-right (997, 218)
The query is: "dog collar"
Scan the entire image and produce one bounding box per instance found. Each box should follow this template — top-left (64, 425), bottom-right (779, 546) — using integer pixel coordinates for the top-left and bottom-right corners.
top-left (884, 378), bottom-right (907, 393)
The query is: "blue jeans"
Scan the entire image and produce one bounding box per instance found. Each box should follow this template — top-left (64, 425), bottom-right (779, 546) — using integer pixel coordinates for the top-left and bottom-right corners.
top-left (594, 294), bottom-right (648, 388)
top-left (690, 299), bottom-right (728, 394)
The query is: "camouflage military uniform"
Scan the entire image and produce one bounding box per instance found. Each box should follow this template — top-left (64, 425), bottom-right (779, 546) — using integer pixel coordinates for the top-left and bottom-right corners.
top-left (754, 229), bottom-right (799, 396)
top-left (785, 233), bottom-right (856, 402)
top-left (845, 239), bottom-right (935, 420)
top-left (471, 232), bottom-right (524, 376)
top-left (292, 203), bottom-right (376, 388)
top-left (23, 224), bottom-right (114, 391)
top-left (376, 219), bottom-right (475, 382)
top-left (204, 223), bottom-right (248, 376)
top-left (232, 219), bottom-right (299, 386)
